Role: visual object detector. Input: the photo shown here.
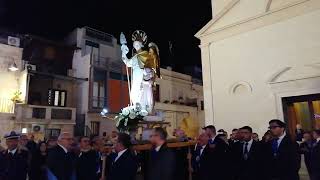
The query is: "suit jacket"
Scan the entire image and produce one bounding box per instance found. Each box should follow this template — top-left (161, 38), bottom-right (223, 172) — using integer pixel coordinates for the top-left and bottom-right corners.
top-left (146, 144), bottom-right (175, 180)
top-left (310, 141), bottom-right (320, 178)
top-left (231, 140), bottom-right (265, 180)
top-left (107, 149), bottom-right (138, 180)
top-left (266, 135), bottom-right (300, 180)
top-left (299, 140), bottom-right (314, 172)
top-left (47, 145), bottom-right (75, 180)
top-left (208, 136), bottom-right (230, 180)
top-left (0, 148), bottom-right (29, 180)
top-left (76, 150), bottom-right (100, 180)
top-left (191, 144), bottom-right (217, 180)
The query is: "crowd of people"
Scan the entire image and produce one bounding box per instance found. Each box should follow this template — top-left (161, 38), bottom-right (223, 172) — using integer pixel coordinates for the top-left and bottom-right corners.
top-left (0, 119), bottom-right (319, 180)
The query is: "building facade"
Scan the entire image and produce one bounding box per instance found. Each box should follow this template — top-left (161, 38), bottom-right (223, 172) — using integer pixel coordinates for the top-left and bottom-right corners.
top-left (196, 0), bottom-right (320, 136)
top-left (66, 27), bottom-right (129, 136)
top-left (154, 68), bottom-right (204, 138)
top-left (0, 33), bottom-right (82, 143)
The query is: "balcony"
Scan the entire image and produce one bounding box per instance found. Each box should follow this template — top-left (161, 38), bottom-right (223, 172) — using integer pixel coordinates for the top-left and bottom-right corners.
top-left (90, 96), bottom-right (107, 111)
top-left (0, 98), bottom-right (15, 114)
top-left (15, 104), bottom-right (76, 124)
top-left (91, 55), bottom-right (122, 72)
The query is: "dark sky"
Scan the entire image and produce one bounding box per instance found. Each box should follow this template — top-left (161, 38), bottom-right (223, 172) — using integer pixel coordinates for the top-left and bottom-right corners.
top-left (0, 0), bottom-right (212, 74)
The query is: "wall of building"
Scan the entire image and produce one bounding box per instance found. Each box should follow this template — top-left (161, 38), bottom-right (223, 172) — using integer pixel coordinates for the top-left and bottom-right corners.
top-left (201, 7), bottom-right (320, 135)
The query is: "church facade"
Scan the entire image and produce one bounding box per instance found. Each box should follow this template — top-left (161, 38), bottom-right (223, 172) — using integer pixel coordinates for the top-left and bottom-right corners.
top-left (196, 0), bottom-right (320, 136)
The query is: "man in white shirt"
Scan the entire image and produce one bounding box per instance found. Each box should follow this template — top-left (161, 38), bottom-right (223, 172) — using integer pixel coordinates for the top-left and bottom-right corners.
top-left (0, 131), bottom-right (29, 180)
top-left (231, 126), bottom-right (263, 180)
top-left (268, 119), bottom-right (299, 180)
top-left (107, 133), bottom-right (138, 180)
top-left (47, 132), bottom-right (75, 180)
top-left (147, 127), bottom-right (175, 180)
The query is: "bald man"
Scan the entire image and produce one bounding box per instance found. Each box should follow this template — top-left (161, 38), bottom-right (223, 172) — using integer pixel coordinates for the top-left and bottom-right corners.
top-left (47, 132), bottom-right (76, 180)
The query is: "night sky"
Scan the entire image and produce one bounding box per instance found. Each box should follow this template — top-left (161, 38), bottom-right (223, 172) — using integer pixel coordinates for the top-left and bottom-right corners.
top-left (0, 0), bottom-right (212, 74)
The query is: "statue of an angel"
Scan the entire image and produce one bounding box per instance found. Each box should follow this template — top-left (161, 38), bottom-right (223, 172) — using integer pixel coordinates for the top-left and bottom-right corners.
top-left (121, 30), bottom-right (160, 114)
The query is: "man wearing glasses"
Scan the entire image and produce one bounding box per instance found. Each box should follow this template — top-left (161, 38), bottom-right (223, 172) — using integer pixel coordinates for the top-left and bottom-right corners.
top-left (47, 132), bottom-right (76, 180)
top-left (267, 119), bottom-right (299, 180)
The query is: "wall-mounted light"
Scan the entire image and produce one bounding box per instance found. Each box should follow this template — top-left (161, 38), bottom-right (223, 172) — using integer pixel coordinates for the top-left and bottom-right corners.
top-left (100, 108), bottom-right (108, 117)
top-left (8, 57), bottom-right (19, 72)
top-left (22, 128), bottom-right (28, 134)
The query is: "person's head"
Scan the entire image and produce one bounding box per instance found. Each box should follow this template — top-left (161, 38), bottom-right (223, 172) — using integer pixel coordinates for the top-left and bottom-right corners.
top-left (231, 128), bottom-right (239, 140)
top-left (47, 137), bottom-right (58, 148)
top-left (217, 134), bottom-right (228, 143)
top-left (133, 41), bottom-right (143, 51)
top-left (20, 134), bottom-right (28, 146)
top-left (111, 131), bottom-right (118, 138)
top-left (263, 130), bottom-right (272, 142)
top-left (91, 136), bottom-right (103, 151)
top-left (197, 133), bottom-right (209, 146)
top-left (57, 132), bottom-right (73, 150)
top-left (115, 133), bottom-right (132, 153)
top-left (313, 129), bottom-right (320, 140)
top-left (150, 127), bottom-right (167, 147)
top-left (239, 126), bottom-right (253, 142)
top-left (102, 132), bottom-right (107, 137)
top-left (79, 136), bottom-right (91, 151)
top-left (30, 135), bottom-right (35, 141)
top-left (303, 132), bottom-right (312, 142)
top-left (296, 124), bottom-right (302, 130)
top-left (4, 131), bottom-right (21, 150)
top-left (269, 119), bottom-right (286, 137)
top-left (203, 125), bottom-right (216, 138)
top-left (38, 141), bottom-right (47, 153)
top-left (252, 133), bottom-right (259, 141)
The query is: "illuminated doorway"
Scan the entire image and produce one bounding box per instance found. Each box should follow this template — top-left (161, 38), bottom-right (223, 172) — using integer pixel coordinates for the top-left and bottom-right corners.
top-left (282, 94), bottom-right (320, 137)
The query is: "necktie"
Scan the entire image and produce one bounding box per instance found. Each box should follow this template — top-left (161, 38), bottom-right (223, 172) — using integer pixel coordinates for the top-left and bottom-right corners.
top-left (272, 138), bottom-right (279, 156)
top-left (243, 142), bottom-right (249, 160)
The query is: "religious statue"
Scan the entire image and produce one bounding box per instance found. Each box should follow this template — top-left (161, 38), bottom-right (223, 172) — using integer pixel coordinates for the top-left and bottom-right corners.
top-left (120, 30), bottom-right (160, 114)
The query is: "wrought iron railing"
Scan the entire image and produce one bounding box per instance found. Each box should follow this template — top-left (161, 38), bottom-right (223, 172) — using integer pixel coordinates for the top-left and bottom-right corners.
top-left (91, 96), bottom-right (107, 109)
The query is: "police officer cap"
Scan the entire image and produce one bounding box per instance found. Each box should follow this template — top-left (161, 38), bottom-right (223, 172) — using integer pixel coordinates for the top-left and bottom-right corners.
top-left (4, 131), bottom-right (21, 139)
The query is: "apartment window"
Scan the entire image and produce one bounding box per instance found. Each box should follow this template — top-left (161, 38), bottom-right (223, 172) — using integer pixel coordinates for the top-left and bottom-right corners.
top-left (92, 69), bottom-right (106, 109)
top-left (48, 89), bottom-right (67, 107)
top-left (91, 121), bottom-right (100, 136)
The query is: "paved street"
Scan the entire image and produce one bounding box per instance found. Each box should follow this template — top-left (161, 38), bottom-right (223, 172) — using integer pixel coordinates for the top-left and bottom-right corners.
top-left (300, 156), bottom-right (310, 180)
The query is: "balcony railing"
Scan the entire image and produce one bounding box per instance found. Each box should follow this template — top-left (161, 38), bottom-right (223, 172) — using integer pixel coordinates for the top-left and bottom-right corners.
top-left (90, 96), bottom-right (107, 110)
top-left (85, 27), bottom-right (114, 45)
top-left (91, 55), bottom-right (122, 72)
top-left (0, 98), bottom-right (15, 114)
top-left (15, 104), bottom-right (76, 123)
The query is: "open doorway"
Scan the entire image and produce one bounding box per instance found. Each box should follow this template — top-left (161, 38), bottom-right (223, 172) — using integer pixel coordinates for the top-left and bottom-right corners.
top-left (282, 94), bottom-right (320, 137)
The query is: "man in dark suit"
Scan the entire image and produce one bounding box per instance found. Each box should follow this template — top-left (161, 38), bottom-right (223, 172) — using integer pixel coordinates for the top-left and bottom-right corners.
top-left (310, 130), bottom-right (320, 180)
top-left (191, 132), bottom-right (214, 180)
top-left (267, 119), bottom-right (300, 180)
top-left (299, 131), bottom-right (315, 179)
top-left (0, 131), bottom-right (29, 180)
top-left (231, 126), bottom-right (265, 180)
top-left (76, 136), bottom-right (100, 180)
top-left (107, 133), bottom-right (138, 180)
top-left (228, 128), bottom-right (240, 148)
top-left (146, 127), bottom-right (175, 180)
top-left (47, 132), bottom-right (76, 180)
top-left (203, 125), bottom-right (230, 180)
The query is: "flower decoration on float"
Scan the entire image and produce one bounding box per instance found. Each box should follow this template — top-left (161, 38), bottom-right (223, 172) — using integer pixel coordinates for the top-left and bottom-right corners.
top-left (115, 103), bottom-right (148, 133)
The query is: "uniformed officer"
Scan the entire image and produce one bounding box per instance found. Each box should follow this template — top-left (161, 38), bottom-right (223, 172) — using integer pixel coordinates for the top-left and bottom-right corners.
top-left (0, 131), bottom-right (30, 180)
